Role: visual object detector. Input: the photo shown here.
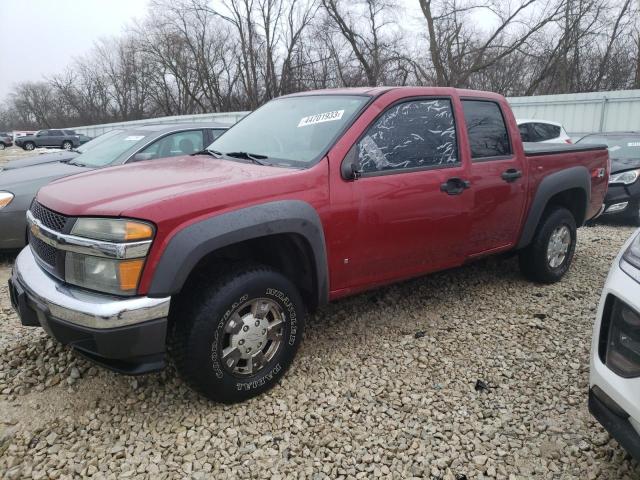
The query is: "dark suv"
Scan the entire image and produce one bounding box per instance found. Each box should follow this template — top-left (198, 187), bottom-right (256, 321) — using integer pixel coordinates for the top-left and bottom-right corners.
top-left (15, 129), bottom-right (80, 151)
top-left (0, 132), bottom-right (12, 150)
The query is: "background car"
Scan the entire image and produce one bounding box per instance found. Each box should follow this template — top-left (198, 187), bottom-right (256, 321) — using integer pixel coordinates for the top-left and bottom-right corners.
top-left (0, 132), bottom-right (12, 150)
top-left (0, 122), bottom-right (228, 249)
top-left (590, 229), bottom-right (640, 463)
top-left (14, 129), bottom-right (81, 151)
top-left (577, 132), bottom-right (640, 225)
top-left (0, 130), bottom-right (123, 171)
top-left (517, 119), bottom-right (572, 144)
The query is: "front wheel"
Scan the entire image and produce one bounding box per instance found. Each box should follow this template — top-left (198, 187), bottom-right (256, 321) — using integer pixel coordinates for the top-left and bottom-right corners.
top-left (519, 207), bottom-right (577, 284)
top-left (627, 201), bottom-right (640, 227)
top-left (61, 141), bottom-right (72, 150)
top-left (170, 264), bottom-right (306, 403)
top-left (0, 143), bottom-right (5, 151)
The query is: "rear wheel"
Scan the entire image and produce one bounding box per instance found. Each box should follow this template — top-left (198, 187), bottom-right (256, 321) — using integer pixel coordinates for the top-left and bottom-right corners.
top-left (61, 141), bottom-right (72, 150)
top-left (170, 264), bottom-right (306, 403)
top-left (24, 142), bottom-right (35, 151)
top-left (519, 207), bottom-right (577, 283)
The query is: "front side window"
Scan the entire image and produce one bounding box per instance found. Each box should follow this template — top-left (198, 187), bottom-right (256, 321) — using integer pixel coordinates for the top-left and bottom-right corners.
top-left (356, 99), bottom-right (458, 174)
top-left (136, 130), bottom-right (204, 161)
top-left (210, 95), bottom-right (369, 168)
top-left (37, 130), bottom-right (49, 137)
top-left (462, 100), bottom-right (511, 159)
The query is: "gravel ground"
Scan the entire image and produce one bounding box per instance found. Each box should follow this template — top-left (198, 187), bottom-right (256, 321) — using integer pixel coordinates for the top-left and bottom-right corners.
top-left (1, 224), bottom-right (640, 479)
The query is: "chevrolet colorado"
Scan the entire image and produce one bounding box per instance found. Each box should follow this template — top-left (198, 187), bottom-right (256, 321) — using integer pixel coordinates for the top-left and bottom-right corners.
top-left (9, 87), bottom-right (609, 403)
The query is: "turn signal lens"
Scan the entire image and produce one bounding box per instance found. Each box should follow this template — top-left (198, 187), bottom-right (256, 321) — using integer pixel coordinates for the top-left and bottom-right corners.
top-left (125, 222), bottom-right (154, 241)
top-left (118, 259), bottom-right (145, 291)
top-left (0, 192), bottom-right (14, 209)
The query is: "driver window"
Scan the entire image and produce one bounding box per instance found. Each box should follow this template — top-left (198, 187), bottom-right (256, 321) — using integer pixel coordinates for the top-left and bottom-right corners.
top-left (137, 130), bottom-right (204, 161)
top-left (357, 99), bottom-right (459, 174)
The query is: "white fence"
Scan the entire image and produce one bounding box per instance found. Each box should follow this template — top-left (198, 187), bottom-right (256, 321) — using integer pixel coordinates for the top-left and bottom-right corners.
top-left (70, 111), bottom-right (250, 137)
top-left (508, 89), bottom-right (640, 139)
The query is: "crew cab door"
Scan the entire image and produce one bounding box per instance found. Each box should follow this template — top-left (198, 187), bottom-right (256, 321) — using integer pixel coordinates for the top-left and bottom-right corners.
top-left (461, 99), bottom-right (527, 256)
top-left (328, 96), bottom-right (472, 292)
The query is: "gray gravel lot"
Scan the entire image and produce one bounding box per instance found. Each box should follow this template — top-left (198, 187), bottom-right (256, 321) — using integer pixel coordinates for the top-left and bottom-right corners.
top-left (0, 161), bottom-right (639, 478)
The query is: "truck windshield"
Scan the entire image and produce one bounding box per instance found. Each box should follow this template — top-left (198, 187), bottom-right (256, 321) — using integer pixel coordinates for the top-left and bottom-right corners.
top-left (209, 95), bottom-right (369, 168)
top-left (69, 131), bottom-right (149, 167)
top-left (578, 135), bottom-right (640, 160)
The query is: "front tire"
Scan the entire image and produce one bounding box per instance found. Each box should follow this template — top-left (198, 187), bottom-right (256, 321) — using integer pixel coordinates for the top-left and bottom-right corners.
top-left (627, 201), bottom-right (640, 227)
top-left (24, 142), bottom-right (35, 151)
top-left (0, 143), bottom-right (5, 150)
top-left (519, 207), bottom-right (577, 284)
top-left (170, 264), bottom-right (306, 403)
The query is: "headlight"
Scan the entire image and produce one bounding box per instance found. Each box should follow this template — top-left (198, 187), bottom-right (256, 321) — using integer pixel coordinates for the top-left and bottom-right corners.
top-left (66, 218), bottom-right (154, 295)
top-left (603, 298), bottom-right (640, 378)
top-left (72, 218), bottom-right (154, 242)
top-left (609, 169), bottom-right (640, 185)
top-left (65, 253), bottom-right (145, 296)
top-left (621, 232), bottom-right (640, 281)
top-left (0, 191), bottom-right (14, 209)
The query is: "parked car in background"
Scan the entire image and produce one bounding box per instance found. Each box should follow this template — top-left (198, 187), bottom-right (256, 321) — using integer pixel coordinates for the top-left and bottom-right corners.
top-left (577, 132), bottom-right (640, 225)
top-left (0, 132), bottom-right (12, 150)
top-left (8, 86), bottom-right (608, 403)
top-left (0, 122), bottom-right (228, 249)
top-left (590, 229), bottom-right (640, 462)
top-left (15, 129), bottom-right (81, 151)
top-left (1, 130), bottom-right (123, 171)
top-left (517, 119), bottom-right (572, 144)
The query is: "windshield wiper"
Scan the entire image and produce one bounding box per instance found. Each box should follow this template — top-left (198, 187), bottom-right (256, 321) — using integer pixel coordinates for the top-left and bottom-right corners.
top-left (225, 151), bottom-right (270, 165)
top-left (191, 148), bottom-right (223, 158)
top-left (69, 160), bottom-right (87, 167)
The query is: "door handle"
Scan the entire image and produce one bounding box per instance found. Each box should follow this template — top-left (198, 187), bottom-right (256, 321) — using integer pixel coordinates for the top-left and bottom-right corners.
top-left (501, 169), bottom-right (522, 182)
top-left (440, 177), bottom-right (471, 195)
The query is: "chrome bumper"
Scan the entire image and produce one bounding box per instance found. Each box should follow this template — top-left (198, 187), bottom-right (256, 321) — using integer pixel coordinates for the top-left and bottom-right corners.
top-left (12, 247), bottom-right (170, 329)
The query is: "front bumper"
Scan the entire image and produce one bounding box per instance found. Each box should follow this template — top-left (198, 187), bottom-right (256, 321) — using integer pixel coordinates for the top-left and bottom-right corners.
top-left (602, 182), bottom-right (640, 217)
top-left (8, 247), bottom-right (171, 374)
top-left (589, 387), bottom-right (640, 461)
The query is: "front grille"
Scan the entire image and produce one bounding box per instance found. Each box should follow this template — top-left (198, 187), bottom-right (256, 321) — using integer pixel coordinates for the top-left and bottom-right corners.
top-left (31, 201), bottom-right (68, 232)
top-left (30, 235), bottom-right (57, 267)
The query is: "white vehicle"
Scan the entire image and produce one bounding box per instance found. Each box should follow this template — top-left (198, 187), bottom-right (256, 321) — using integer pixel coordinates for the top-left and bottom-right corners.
top-left (590, 229), bottom-right (640, 461)
top-left (517, 119), bottom-right (572, 144)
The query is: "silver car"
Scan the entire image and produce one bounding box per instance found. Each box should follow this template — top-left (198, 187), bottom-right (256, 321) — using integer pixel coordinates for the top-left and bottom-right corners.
top-left (0, 123), bottom-right (228, 249)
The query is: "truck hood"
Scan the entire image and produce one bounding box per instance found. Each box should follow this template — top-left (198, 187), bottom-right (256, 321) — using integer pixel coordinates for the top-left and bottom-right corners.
top-left (611, 157), bottom-right (640, 174)
top-left (37, 155), bottom-right (301, 218)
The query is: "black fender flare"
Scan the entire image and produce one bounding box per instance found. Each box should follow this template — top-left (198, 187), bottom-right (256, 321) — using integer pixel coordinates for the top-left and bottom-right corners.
top-left (516, 166), bottom-right (591, 249)
top-left (147, 200), bottom-right (329, 306)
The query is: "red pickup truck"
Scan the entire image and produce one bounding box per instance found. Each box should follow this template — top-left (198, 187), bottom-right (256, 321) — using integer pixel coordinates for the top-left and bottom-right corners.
top-left (9, 87), bottom-right (608, 402)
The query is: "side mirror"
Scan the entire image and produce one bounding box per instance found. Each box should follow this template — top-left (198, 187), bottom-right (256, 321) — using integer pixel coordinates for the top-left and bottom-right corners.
top-left (340, 145), bottom-right (363, 180)
top-left (132, 153), bottom-right (154, 162)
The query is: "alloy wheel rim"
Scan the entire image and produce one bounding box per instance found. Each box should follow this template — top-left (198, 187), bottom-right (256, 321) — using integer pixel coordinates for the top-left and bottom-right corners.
top-left (547, 225), bottom-right (571, 268)
top-left (221, 298), bottom-right (285, 376)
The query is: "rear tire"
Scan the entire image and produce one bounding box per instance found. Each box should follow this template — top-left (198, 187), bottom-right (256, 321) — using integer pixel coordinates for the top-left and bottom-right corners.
top-left (61, 141), bottom-right (72, 150)
top-left (24, 142), bottom-right (35, 151)
top-left (170, 264), bottom-right (306, 403)
top-left (519, 207), bottom-right (577, 284)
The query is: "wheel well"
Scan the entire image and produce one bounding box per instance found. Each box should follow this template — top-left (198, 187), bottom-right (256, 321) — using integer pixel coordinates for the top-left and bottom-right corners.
top-left (179, 233), bottom-right (320, 312)
top-left (544, 188), bottom-right (587, 226)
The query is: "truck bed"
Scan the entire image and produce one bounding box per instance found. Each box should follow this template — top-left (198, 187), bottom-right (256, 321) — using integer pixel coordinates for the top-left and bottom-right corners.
top-left (523, 142), bottom-right (608, 156)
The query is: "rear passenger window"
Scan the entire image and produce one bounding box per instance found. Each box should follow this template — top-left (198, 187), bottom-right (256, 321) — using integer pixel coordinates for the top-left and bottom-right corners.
top-left (357, 98), bottom-right (458, 174)
top-left (462, 100), bottom-right (511, 159)
top-left (531, 123), bottom-right (560, 141)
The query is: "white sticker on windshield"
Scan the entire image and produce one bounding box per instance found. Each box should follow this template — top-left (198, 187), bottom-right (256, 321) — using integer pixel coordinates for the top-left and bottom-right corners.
top-left (609, 146), bottom-right (621, 152)
top-left (298, 110), bottom-right (345, 128)
top-left (628, 142), bottom-right (640, 147)
top-left (124, 135), bottom-right (145, 141)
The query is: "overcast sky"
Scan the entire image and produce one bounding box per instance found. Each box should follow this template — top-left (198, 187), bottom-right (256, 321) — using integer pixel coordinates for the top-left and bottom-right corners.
top-left (0, 0), bottom-right (149, 100)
